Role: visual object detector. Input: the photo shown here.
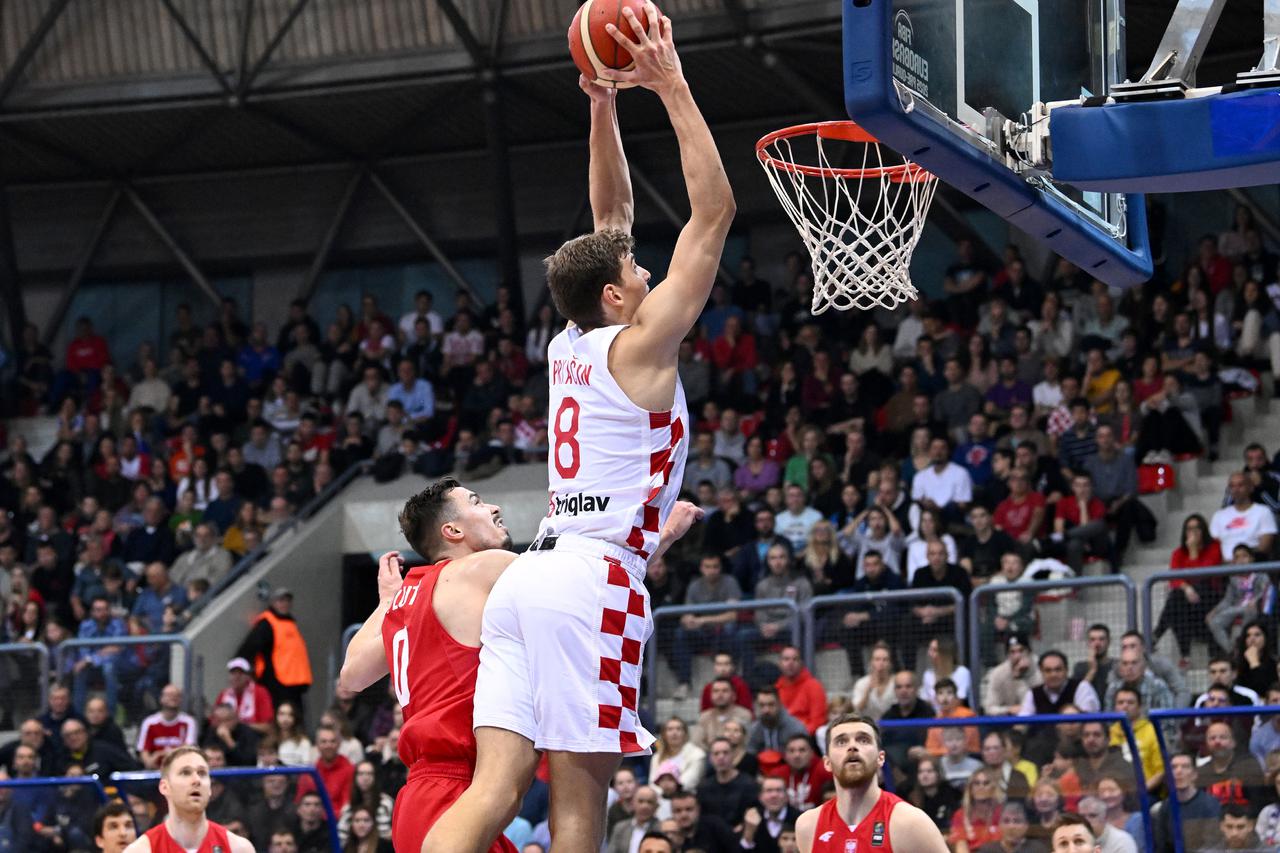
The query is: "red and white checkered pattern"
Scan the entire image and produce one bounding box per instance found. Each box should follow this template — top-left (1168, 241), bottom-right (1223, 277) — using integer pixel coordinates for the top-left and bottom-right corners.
top-left (596, 556), bottom-right (650, 752)
top-left (625, 411), bottom-right (685, 560)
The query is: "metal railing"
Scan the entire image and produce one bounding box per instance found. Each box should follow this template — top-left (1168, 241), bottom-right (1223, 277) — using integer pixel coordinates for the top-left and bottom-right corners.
top-left (878, 712), bottom-right (1154, 846)
top-left (646, 599), bottom-right (801, 720)
top-left (1148, 704), bottom-right (1280, 853)
top-left (56, 633), bottom-right (193, 712)
top-left (192, 459), bottom-right (372, 616)
top-left (0, 641), bottom-right (50, 715)
top-left (802, 589), bottom-right (965, 685)
top-left (113, 766), bottom-right (343, 851)
top-left (1142, 560), bottom-right (1280, 653)
top-left (969, 575), bottom-right (1136, 700)
top-left (0, 773), bottom-right (108, 802)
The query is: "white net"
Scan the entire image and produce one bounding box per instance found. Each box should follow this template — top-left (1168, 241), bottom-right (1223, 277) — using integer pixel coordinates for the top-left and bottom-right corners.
top-left (757, 123), bottom-right (939, 314)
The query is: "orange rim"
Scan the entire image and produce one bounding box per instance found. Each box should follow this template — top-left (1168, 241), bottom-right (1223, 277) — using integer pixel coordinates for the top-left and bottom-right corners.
top-left (756, 120), bottom-right (933, 183)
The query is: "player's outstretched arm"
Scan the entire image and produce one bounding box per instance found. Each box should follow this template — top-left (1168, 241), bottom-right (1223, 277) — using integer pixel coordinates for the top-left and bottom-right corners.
top-left (795, 807), bottom-right (819, 852)
top-left (606, 3), bottom-right (734, 366)
top-left (889, 802), bottom-right (951, 852)
top-left (649, 500), bottom-right (703, 564)
top-left (338, 550), bottom-right (403, 693)
top-left (581, 74), bottom-right (634, 234)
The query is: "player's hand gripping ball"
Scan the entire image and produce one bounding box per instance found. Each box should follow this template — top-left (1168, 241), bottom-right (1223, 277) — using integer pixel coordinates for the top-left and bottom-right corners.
top-left (569, 0), bottom-right (664, 89)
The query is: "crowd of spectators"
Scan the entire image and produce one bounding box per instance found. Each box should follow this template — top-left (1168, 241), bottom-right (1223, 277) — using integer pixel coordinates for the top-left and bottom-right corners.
top-left (6, 204), bottom-right (1280, 851)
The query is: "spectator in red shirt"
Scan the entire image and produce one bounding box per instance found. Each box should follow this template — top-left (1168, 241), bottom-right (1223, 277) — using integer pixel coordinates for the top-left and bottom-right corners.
top-left (1198, 235), bottom-right (1233, 293)
top-left (52, 317), bottom-right (112, 402)
top-left (1153, 513), bottom-right (1223, 666)
top-left (1052, 470), bottom-right (1113, 573)
top-left (768, 734), bottom-right (833, 812)
top-left (774, 646), bottom-right (827, 734)
top-left (993, 470), bottom-right (1046, 552)
top-left (711, 315), bottom-right (758, 403)
top-left (213, 657), bottom-right (275, 734)
top-left (296, 724), bottom-right (355, 813)
top-left (699, 652), bottom-right (754, 714)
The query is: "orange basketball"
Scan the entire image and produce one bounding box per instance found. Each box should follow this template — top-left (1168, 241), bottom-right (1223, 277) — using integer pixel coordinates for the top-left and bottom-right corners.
top-left (568, 0), bottom-right (661, 90)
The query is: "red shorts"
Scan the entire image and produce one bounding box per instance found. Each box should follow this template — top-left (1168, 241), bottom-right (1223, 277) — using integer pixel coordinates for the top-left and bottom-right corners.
top-left (392, 763), bottom-right (519, 853)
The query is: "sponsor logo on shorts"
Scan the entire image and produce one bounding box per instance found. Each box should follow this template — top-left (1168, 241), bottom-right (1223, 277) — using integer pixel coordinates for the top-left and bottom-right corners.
top-left (552, 492), bottom-right (612, 516)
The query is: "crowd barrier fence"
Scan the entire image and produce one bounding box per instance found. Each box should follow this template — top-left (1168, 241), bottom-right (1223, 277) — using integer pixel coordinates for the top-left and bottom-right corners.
top-left (647, 599), bottom-right (801, 720)
top-left (969, 575), bottom-right (1136, 703)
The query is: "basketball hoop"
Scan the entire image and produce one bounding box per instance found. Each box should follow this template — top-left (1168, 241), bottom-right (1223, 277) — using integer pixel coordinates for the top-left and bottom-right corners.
top-left (756, 121), bottom-right (938, 314)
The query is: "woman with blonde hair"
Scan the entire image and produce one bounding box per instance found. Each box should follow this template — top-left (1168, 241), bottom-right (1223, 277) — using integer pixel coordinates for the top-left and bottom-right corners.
top-left (948, 766), bottom-right (1005, 853)
top-left (648, 717), bottom-right (706, 792)
top-left (1026, 778), bottom-right (1064, 843)
top-left (719, 718), bottom-right (758, 777)
top-left (904, 508), bottom-right (958, 583)
top-left (851, 641), bottom-right (896, 720)
top-left (921, 636), bottom-right (973, 706)
top-left (802, 520), bottom-right (854, 596)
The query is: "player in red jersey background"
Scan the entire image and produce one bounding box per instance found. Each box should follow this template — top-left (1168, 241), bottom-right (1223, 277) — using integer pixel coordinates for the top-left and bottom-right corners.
top-left (797, 716), bottom-right (948, 853)
top-left (123, 746), bottom-right (253, 853)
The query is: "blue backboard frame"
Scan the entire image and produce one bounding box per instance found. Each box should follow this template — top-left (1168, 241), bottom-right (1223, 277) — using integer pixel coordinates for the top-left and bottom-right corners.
top-left (842, 0), bottom-right (1152, 286)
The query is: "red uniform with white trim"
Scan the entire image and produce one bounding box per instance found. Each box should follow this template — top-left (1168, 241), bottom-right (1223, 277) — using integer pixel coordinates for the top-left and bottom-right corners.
top-left (381, 559), bottom-right (516, 853)
top-left (136, 712), bottom-right (198, 755)
top-left (475, 324), bottom-right (687, 754)
top-left (143, 820), bottom-right (232, 853)
top-left (811, 790), bottom-right (904, 852)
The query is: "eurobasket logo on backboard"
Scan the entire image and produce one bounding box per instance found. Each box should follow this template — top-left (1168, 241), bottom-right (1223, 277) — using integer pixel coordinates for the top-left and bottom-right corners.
top-left (891, 9), bottom-right (929, 98)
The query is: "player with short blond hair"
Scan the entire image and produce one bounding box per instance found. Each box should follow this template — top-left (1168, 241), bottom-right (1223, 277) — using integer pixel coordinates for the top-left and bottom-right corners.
top-left (122, 746), bottom-right (254, 853)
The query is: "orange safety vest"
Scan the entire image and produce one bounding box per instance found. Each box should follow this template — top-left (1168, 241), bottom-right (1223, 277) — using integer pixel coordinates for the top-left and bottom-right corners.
top-left (253, 609), bottom-right (313, 687)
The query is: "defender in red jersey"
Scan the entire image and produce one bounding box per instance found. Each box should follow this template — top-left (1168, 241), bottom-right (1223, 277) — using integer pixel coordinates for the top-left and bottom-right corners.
top-left (797, 715), bottom-right (948, 853)
top-left (339, 478), bottom-right (699, 853)
top-left (123, 746), bottom-right (253, 853)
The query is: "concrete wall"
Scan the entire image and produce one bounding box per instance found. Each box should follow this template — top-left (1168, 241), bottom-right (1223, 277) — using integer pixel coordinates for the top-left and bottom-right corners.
top-left (186, 495), bottom-right (346, 725)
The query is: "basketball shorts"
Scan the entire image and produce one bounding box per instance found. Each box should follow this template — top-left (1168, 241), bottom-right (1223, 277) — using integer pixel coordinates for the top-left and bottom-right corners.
top-left (474, 533), bottom-right (656, 754)
top-left (392, 763), bottom-right (518, 853)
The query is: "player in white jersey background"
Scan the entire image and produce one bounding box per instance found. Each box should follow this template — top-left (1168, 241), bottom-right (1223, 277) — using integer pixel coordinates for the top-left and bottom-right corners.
top-left (421, 3), bottom-right (735, 853)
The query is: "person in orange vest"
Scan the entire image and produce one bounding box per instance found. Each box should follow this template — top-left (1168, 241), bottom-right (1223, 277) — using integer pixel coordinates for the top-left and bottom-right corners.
top-left (236, 587), bottom-right (313, 715)
top-left (774, 646), bottom-right (828, 734)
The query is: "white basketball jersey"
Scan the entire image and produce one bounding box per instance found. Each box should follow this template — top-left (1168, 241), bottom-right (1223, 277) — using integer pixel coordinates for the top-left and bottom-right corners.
top-left (537, 324), bottom-right (688, 562)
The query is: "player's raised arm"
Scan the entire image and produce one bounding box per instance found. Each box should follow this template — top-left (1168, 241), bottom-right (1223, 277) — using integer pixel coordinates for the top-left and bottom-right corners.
top-left (582, 75), bottom-right (634, 234)
top-left (606, 2), bottom-right (735, 365)
top-left (338, 550), bottom-right (403, 693)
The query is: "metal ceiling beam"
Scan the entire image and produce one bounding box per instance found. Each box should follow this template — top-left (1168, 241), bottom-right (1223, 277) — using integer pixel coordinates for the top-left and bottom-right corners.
top-left (39, 188), bottom-right (123, 348)
top-left (123, 185), bottom-right (222, 308)
top-left (0, 0), bottom-right (74, 107)
top-left (490, 0), bottom-right (513, 63)
top-left (0, 188), bottom-right (27, 348)
top-left (437, 0), bottom-right (491, 69)
top-left (240, 0), bottom-right (314, 99)
top-left (368, 171), bottom-right (481, 304)
top-left (300, 167), bottom-right (367, 301)
top-left (237, 0), bottom-right (257, 99)
top-left (157, 0), bottom-right (234, 97)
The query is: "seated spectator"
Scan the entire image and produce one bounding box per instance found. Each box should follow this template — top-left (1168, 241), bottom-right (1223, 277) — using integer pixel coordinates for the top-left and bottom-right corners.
top-left (851, 642), bottom-right (896, 720)
top-left (1104, 646), bottom-right (1177, 740)
top-left (835, 551), bottom-right (904, 678)
top-left (941, 727), bottom-right (984, 789)
top-left (170, 522), bottom-right (233, 588)
top-left (719, 719), bottom-right (759, 779)
top-left (1235, 619), bottom-right (1278, 698)
top-left (294, 724), bottom-right (355, 815)
top-left (907, 543), bottom-right (971, 672)
top-left (1209, 546), bottom-right (1273, 654)
top-left (839, 504), bottom-right (904, 579)
top-left (955, 413), bottom-right (998, 488)
top-left (291, 790), bottom-right (331, 853)
top-left (774, 484), bottom-right (823, 552)
top-left (922, 637), bottom-right (973, 708)
top-left (671, 554), bottom-right (741, 700)
top-left (981, 730), bottom-right (1031, 801)
top-left (696, 677), bottom-right (753, 752)
top-left (773, 647), bottom-right (826, 735)
top-left (1108, 687), bottom-right (1164, 796)
top-left (55, 717), bottom-right (137, 777)
top-left (137, 683), bottom-right (197, 769)
top-left (605, 767), bottom-right (639, 840)
top-left (684, 432), bottom-right (732, 495)
top-left (1026, 779), bottom-right (1064, 845)
top-left (733, 435), bottom-right (781, 500)
top-left (1077, 795), bottom-right (1137, 853)
top-left (881, 670), bottom-right (933, 787)
top-left (667, 790), bottom-right (738, 853)
top-left (71, 594), bottom-right (126, 715)
top-left (925, 679), bottom-right (980, 757)
top-left (767, 734), bottom-right (831, 813)
top-left (974, 799), bottom-right (1043, 853)
top-left (738, 552), bottom-right (812, 679)
top-left (979, 555), bottom-right (1035, 668)
top-left (337, 760), bottom-right (394, 844)
top-left (746, 687), bottom-right (808, 761)
top-left (1198, 720), bottom-right (1266, 810)
top-left (1051, 471), bottom-right (1112, 572)
top-left (697, 653), bottom-right (753, 714)
top-left (909, 755), bottom-right (961, 834)
top-left (949, 767), bottom-right (1004, 853)
top-left (1250, 686), bottom-right (1280, 766)
top-left (911, 436), bottom-right (974, 524)
top-left (649, 718), bottom-right (706, 793)
top-left (607, 785), bottom-right (661, 853)
top-left (983, 633), bottom-right (1038, 716)
top-left (696, 737), bottom-right (759, 828)
top-left (959, 504), bottom-right (1016, 583)
top-left (802, 520), bottom-right (856, 596)
top-left (903, 508), bottom-right (958, 583)
top-left (215, 657), bottom-right (275, 733)
top-left (1148, 751), bottom-right (1223, 853)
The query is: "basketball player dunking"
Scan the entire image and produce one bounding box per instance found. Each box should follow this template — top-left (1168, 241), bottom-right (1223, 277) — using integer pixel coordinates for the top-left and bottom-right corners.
top-left (338, 480), bottom-right (700, 853)
top-left (424, 4), bottom-right (734, 850)
top-left (122, 746), bottom-right (254, 853)
top-left (797, 716), bottom-right (947, 853)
